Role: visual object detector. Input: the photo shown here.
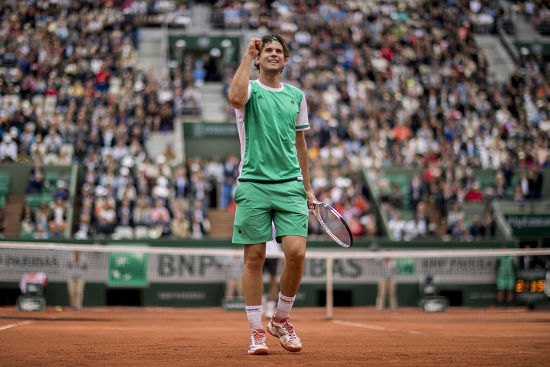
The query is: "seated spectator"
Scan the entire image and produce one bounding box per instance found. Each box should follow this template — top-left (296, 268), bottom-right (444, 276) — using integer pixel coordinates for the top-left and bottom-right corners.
top-left (468, 214), bottom-right (483, 241)
top-left (389, 183), bottom-right (404, 210)
top-left (35, 203), bottom-right (51, 232)
top-left (53, 181), bottom-right (69, 202)
top-left (74, 213), bottom-right (93, 240)
top-left (26, 170), bottom-right (44, 194)
top-left (404, 217), bottom-right (427, 241)
top-left (96, 200), bottom-right (117, 238)
top-left (447, 203), bottom-right (465, 233)
top-left (512, 184), bottom-right (525, 201)
top-left (150, 199), bottom-right (171, 236)
top-left (189, 200), bottom-right (210, 239)
top-left (171, 208), bottom-right (190, 238)
top-left (33, 225), bottom-right (49, 239)
top-left (451, 217), bottom-right (468, 241)
top-left (388, 211), bottom-right (405, 240)
top-left (49, 197), bottom-right (68, 238)
top-left (116, 198), bottom-right (134, 227)
top-left (466, 181), bottom-right (483, 202)
top-left (348, 214), bottom-right (365, 238)
top-left (0, 134), bottom-right (17, 162)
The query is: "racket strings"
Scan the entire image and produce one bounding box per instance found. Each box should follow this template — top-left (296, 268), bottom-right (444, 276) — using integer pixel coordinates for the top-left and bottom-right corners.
top-left (316, 205), bottom-right (352, 247)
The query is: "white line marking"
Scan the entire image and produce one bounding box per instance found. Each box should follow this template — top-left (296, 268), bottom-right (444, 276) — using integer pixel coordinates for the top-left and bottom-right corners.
top-left (332, 320), bottom-right (387, 331)
top-left (0, 321), bottom-right (32, 331)
top-left (332, 320), bottom-right (422, 334)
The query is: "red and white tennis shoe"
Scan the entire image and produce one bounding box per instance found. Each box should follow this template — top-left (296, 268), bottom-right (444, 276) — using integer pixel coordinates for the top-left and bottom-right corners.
top-left (266, 316), bottom-right (302, 352)
top-left (248, 329), bottom-right (269, 355)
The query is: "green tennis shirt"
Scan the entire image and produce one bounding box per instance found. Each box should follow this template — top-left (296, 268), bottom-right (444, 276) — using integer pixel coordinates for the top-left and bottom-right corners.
top-left (235, 80), bottom-right (310, 182)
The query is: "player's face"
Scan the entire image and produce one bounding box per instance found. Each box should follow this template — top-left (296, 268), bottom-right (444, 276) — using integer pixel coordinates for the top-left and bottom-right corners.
top-left (257, 41), bottom-right (287, 73)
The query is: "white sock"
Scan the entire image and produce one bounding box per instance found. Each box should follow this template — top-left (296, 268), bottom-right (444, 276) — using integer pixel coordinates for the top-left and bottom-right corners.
top-left (274, 292), bottom-right (295, 321)
top-left (267, 300), bottom-right (275, 312)
top-left (246, 305), bottom-right (263, 331)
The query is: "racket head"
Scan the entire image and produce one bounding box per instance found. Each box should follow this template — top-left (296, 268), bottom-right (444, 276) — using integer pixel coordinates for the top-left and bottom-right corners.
top-left (310, 201), bottom-right (353, 248)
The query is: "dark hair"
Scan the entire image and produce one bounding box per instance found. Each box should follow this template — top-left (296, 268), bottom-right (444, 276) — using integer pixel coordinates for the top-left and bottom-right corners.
top-left (253, 33), bottom-right (290, 71)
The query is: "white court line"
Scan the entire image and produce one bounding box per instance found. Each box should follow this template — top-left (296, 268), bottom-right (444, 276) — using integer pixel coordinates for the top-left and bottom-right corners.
top-left (332, 320), bottom-right (421, 335)
top-left (0, 321), bottom-right (32, 331)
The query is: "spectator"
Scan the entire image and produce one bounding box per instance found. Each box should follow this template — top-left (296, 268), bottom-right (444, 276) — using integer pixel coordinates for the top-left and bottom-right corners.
top-left (527, 167), bottom-right (543, 199)
top-left (389, 183), bottom-right (404, 210)
top-left (96, 200), bottom-right (117, 238)
top-left (150, 199), bottom-right (171, 236)
top-left (388, 211), bottom-right (405, 240)
top-left (447, 203), bottom-right (465, 234)
top-left (466, 181), bottom-right (483, 202)
top-left (49, 197), bottom-right (68, 238)
top-left (26, 170), bottom-right (44, 194)
top-left (409, 173), bottom-right (424, 214)
top-left (0, 134), bottom-right (17, 162)
top-left (481, 209), bottom-right (496, 238)
top-left (171, 208), bottom-right (190, 238)
top-left (468, 214), bottom-right (483, 241)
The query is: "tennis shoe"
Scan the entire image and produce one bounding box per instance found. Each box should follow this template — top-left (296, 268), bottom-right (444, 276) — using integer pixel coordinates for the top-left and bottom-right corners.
top-left (248, 329), bottom-right (269, 355)
top-left (266, 316), bottom-right (302, 352)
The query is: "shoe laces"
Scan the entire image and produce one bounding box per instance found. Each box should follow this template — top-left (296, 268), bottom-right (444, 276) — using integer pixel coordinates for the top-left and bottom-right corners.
top-left (279, 318), bottom-right (297, 340)
top-left (251, 329), bottom-right (265, 345)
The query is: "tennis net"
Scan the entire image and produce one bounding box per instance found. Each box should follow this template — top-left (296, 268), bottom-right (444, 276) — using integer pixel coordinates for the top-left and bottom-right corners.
top-left (0, 242), bottom-right (549, 321)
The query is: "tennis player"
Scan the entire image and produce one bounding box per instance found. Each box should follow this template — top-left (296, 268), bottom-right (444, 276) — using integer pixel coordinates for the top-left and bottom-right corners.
top-left (228, 33), bottom-right (316, 355)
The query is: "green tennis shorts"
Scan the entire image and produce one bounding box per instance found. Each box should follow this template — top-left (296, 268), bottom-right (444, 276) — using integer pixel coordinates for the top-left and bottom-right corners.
top-left (497, 276), bottom-right (515, 290)
top-left (232, 180), bottom-right (309, 244)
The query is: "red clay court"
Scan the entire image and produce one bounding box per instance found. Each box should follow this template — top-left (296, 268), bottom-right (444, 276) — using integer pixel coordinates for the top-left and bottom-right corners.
top-left (1, 306), bottom-right (549, 366)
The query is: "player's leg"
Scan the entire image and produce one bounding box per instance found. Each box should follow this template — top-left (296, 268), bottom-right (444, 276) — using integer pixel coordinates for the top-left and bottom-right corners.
top-left (233, 181), bottom-right (273, 354)
top-left (266, 181), bottom-right (308, 352)
top-left (262, 258), bottom-right (279, 319)
top-left (243, 244), bottom-right (269, 354)
top-left (243, 243), bottom-right (267, 306)
top-left (266, 235), bottom-right (305, 352)
top-left (278, 235), bottom-right (306, 305)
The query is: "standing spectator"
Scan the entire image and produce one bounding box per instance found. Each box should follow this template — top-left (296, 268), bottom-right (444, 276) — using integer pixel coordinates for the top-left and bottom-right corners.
top-left (481, 209), bottom-right (496, 238)
top-left (67, 251), bottom-right (87, 311)
top-left (409, 172), bottom-right (424, 214)
top-left (527, 167), bottom-right (543, 199)
top-left (376, 257), bottom-right (398, 312)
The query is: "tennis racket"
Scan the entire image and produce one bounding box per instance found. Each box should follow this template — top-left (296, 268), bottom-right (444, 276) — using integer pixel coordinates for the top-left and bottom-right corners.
top-left (309, 201), bottom-right (353, 248)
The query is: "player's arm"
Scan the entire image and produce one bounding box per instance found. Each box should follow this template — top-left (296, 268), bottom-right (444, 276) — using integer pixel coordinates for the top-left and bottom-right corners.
top-left (228, 38), bottom-right (262, 109)
top-left (296, 130), bottom-right (316, 209)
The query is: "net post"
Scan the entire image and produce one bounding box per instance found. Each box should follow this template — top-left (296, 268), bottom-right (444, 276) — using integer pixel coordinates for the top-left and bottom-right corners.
top-left (326, 257), bottom-right (333, 319)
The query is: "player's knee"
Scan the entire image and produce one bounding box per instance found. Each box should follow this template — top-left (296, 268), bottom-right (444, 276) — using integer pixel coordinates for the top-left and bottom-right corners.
top-left (244, 253), bottom-right (265, 271)
top-left (285, 247), bottom-right (306, 264)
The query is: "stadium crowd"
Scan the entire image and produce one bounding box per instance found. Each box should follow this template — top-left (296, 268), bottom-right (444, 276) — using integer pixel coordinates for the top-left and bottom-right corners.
top-left (215, 0), bottom-right (549, 240)
top-left (0, 0), bottom-right (549, 241)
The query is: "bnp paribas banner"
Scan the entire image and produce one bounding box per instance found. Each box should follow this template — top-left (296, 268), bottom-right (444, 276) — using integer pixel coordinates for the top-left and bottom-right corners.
top-left (0, 248), bottom-right (107, 282)
top-left (149, 254), bottom-right (497, 284)
top-left (0, 249), bottom-right (498, 285)
top-left (107, 244), bottom-right (148, 287)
